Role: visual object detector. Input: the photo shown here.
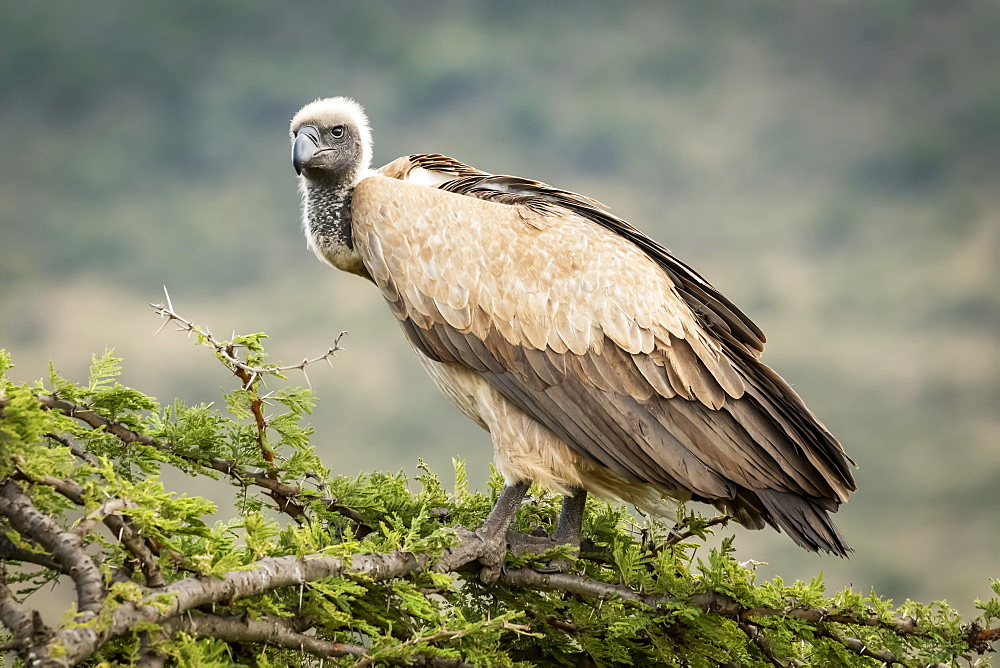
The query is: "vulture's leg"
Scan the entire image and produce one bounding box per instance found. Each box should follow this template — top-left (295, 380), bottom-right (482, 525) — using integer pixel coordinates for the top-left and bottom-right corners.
top-left (553, 487), bottom-right (587, 545)
top-left (480, 480), bottom-right (531, 540)
top-left (528, 487), bottom-right (587, 574)
top-left (435, 480), bottom-right (529, 581)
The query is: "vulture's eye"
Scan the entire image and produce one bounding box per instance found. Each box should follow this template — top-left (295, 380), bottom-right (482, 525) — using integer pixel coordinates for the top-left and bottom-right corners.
top-left (330, 125), bottom-right (345, 139)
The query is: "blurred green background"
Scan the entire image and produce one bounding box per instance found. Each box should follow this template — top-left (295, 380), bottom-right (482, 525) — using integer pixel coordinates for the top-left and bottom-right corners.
top-left (1, 2), bottom-right (998, 613)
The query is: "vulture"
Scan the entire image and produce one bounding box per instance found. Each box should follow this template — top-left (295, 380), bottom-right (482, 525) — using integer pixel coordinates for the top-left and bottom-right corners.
top-left (290, 97), bottom-right (856, 570)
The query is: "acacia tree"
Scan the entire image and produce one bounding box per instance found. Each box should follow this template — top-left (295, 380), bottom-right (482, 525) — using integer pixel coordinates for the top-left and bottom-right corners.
top-left (0, 303), bottom-right (997, 667)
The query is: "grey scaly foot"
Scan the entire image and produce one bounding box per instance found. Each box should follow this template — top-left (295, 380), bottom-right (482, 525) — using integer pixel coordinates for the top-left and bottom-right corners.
top-left (538, 488), bottom-right (588, 574)
top-left (434, 481), bottom-right (529, 583)
top-left (503, 488), bottom-right (588, 574)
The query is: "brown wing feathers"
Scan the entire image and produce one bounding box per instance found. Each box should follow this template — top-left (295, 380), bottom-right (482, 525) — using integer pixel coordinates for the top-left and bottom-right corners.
top-left (424, 158), bottom-right (767, 358)
top-left (355, 160), bottom-right (855, 555)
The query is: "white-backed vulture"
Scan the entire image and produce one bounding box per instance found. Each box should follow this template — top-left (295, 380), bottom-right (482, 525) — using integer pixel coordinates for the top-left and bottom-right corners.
top-left (290, 97), bottom-right (856, 570)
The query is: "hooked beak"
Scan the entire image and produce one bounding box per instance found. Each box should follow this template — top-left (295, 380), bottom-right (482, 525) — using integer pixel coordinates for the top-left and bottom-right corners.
top-left (292, 125), bottom-right (322, 175)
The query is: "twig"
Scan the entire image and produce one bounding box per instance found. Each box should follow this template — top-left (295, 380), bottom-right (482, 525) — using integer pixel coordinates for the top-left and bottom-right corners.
top-left (229, 347), bottom-right (276, 466)
top-left (666, 514), bottom-right (732, 547)
top-left (0, 534), bottom-right (64, 572)
top-left (14, 465), bottom-right (86, 506)
top-left (743, 604), bottom-right (923, 639)
top-left (37, 394), bottom-right (374, 534)
top-left (159, 612), bottom-right (479, 667)
top-left (43, 432), bottom-right (99, 467)
top-left (74, 498), bottom-right (131, 539)
top-left (738, 621), bottom-right (795, 668)
top-left (813, 625), bottom-right (906, 665)
top-left (14, 462), bottom-right (167, 588)
top-left (150, 297), bottom-right (344, 380)
top-left (159, 613), bottom-right (368, 660)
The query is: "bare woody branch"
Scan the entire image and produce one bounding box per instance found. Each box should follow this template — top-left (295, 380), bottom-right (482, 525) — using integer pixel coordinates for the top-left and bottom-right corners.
top-left (0, 481), bottom-right (105, 665)
top-left (158, 613), bottom-right (367, 662)
top-left (73, 498), bottom-right (131, 539)
top-left (738, 621), bottom-right (797, 668)
top-left (160, 612), bottom-right (479, 667)
top-left (51, 549), bottom-right (430, 666)
top-left (0, 482), bottom-right (104, 618)
top-left (813, 625), bottom-right (909, 665)
top-left (151, 297), bottom-right (344, 381)
top-left (0, 534), bottom-right (63, 573)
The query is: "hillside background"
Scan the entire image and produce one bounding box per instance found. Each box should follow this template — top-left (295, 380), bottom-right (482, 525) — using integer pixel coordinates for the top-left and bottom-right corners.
top-left (1, 2), bottom-right (997, 613)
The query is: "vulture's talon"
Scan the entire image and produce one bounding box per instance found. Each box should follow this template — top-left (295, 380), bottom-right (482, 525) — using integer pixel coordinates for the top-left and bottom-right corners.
top-left (533, 563), bottom-right (565, 575)
top-left (506, 531), bottom-right (578, 574)
top-left (434, 525), bottom-right (507, 575)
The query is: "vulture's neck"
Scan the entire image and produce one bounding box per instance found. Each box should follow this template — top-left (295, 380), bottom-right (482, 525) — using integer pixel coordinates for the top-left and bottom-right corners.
top-left (301, 180), bottom-right (369, 278)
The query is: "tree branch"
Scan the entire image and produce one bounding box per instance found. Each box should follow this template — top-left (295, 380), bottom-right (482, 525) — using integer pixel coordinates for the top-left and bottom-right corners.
top-left (14, 464), bottom-right (167, 588)
top-left (37, 394), bottom-right (373, 534)
top-left (0, 516), bottom-right (993, 666)
top-left (0, 533), bottom-right (64, 573)
top-left (50, 549), bottom-right (430, 665)
top-left (43, 432), bottom-right (99, 467)
top-left (666, 514), bottom-right (733, 547)
top-left (498, 568), bottom-right (986, 668)
top-left (0, 482), bottom-right (104, 618)
top-left (0, 481), bottom-right (104, 666)
top-left (159, 612), bottom-right (479, 667)
top-left (812, 625), bottom-right (915, 666)
top-left (738, 622), bottom-right (796, 668)
top-left (159, 613), bottom-right (366, 660)
top-left (73, 498), bottom-right (130, 539)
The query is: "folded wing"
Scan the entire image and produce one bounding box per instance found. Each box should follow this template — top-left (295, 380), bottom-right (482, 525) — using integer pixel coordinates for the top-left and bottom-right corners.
top-left (354, 162), bottom-right (855, 554)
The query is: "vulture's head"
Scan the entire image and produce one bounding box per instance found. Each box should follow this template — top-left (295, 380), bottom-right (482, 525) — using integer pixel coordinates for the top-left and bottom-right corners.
top-left (290, 97), bottom-right (372, 187)
top-left (290, 97), bottom-right (373, 278)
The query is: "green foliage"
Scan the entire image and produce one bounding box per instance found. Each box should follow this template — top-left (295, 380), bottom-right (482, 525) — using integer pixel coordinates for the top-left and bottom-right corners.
top-left (1, 334), bottom-right (997, 667)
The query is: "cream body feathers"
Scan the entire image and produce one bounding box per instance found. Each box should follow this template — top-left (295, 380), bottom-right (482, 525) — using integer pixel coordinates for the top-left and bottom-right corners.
top-left (291, 97), bottom-right (856, 555)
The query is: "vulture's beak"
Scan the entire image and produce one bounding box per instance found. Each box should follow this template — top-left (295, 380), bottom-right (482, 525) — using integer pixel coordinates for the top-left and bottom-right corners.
top-left (292, 125), bottom-right (322, 175)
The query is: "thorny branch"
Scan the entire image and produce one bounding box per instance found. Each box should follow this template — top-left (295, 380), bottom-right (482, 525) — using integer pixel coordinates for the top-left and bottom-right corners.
top-left (150, 291), bottom-right (345, 388)
top-left (151, 290), bottom-right (344, 479)
top-left (229, 350), bottom-right (275, 466)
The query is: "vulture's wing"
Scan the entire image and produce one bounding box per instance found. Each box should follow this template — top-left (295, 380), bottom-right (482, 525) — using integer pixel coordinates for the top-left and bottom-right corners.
top-left (355, 159), bottom-right (855, 553)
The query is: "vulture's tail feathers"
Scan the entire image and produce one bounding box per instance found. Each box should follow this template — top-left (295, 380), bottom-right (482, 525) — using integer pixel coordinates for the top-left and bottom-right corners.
top-left (755, 490), bottom-right (852, 557)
